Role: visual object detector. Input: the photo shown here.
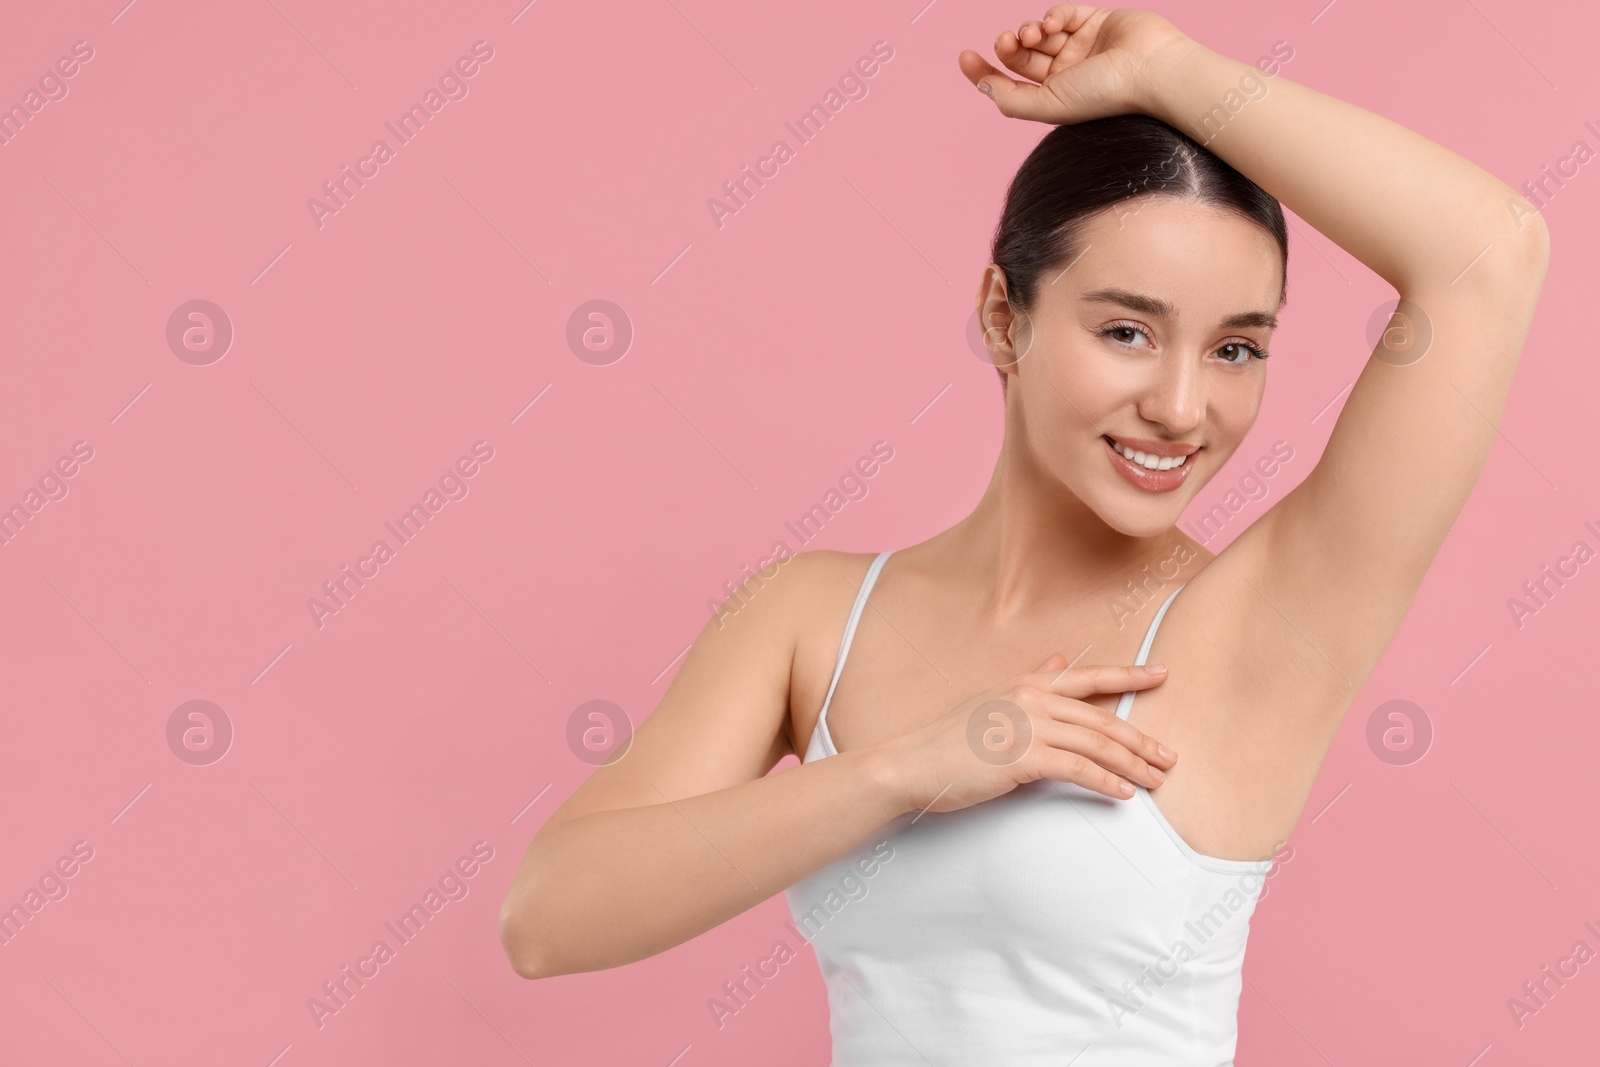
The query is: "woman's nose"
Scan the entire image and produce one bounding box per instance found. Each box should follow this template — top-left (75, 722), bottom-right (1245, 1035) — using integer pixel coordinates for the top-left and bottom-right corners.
top-left (1137, 353), bottom-right (1206, 432)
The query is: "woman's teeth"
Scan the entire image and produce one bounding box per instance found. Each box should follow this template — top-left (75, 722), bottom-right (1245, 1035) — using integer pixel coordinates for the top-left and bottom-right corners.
top-left (1109, 439), bottom-right (1190, 471)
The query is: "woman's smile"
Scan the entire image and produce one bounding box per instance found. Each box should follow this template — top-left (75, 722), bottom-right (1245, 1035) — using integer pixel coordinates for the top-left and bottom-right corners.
top-left (1102, 433), bottom-right (1201, 492)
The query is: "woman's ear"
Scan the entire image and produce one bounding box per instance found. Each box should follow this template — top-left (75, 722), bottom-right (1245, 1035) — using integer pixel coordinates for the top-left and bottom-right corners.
top-left (976, 265), bottom-right (1025, 375)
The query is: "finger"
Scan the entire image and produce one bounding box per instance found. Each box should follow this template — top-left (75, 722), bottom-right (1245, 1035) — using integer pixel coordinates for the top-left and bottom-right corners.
top-left (1033, 744), bottom-right (1138, 800)
top-left (1016, 20), bottom-right (1071, 54)
top-left (1035, 651), bottom-right (1069, 672)
top-left (1041, 4), bottom-right (1111, 69)
top-left (1041, 3), bottom-right (1099, 35)
top-left (1031, 698), bottom-right (1174, 774)
top-left (1015, 20), bottom-right (1049, 49)
top-left (999, 26), bottom-right (1065, 84)
top-left (1035, 717), bottom-right (1167, 790)
top-left (1035, 663), bottom-right (1169, 700)
top-left (1023, 688), bottom-right (1176, 768)
top-left (959, 55), bottom-right (1072, 123)
top-left (1030, 28), bottom-right (1072, 58)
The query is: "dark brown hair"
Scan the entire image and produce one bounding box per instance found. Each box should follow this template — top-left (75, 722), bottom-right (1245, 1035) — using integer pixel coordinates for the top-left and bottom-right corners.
top-left (987, 114), bottom-right (1287, 384)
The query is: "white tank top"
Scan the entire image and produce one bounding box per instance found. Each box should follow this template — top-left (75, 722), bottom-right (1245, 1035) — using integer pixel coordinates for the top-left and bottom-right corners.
top-left (784, 550), bottom-right (1276, 1066)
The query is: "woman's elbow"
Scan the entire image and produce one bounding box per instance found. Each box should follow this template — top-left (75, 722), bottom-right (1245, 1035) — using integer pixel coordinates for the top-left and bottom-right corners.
top-left (499, 884), bottom-right (565, 980)
top-left (1492, 202), bottom-right (1551, 288)
top-left (499, 920), bottom-right (539, 980)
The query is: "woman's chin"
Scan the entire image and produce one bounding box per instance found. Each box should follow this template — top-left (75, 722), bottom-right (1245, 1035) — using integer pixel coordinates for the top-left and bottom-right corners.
top-left (1110, 515), bottom-right (1180, 540)
top-left (1090, 491), bottom-right (1190, 539)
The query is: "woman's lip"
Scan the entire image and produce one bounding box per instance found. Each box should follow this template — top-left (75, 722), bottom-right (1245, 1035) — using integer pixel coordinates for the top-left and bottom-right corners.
top-left (1103, 433), bottom-right (1200, 458)
top-left (1103, 435), bottom-right (1196, 493)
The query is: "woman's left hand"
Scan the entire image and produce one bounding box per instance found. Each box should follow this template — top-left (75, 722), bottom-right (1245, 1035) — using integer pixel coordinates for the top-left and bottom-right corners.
top-left (958, 4), bottom-right (1195, 125)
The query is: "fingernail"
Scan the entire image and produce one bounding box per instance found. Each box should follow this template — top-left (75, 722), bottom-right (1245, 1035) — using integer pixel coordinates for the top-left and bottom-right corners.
top-left (1145, 663), bottom-right (1167, 674)
top-left (1117, 780), bottom-right (1134, 796)
top-left (978, 82), bottom-right (993, 97)
top-left (1148, 766), bottom-right (1165, 782)
top-left (1158, 744), bottom-right (1175, 760)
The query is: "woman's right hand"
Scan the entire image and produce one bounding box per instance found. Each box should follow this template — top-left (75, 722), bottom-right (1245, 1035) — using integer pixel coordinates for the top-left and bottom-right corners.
top-left (958, 5), bottom-right (1197, 126)
top-left (869, 652), bottom-right (1178, 815)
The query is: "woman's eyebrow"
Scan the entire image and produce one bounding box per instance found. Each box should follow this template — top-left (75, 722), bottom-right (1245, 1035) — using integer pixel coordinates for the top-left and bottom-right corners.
top-left (1079, 287), bottom-right (1278, 330)
top-left (1221, 309), bottom-right (1279, 330)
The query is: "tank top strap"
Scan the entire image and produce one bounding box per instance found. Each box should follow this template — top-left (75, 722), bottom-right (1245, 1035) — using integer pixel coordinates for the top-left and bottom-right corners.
top-left (1116, 582), bottom-right (1185, 721)
top-left (816, 550), bottom-right (895, 735)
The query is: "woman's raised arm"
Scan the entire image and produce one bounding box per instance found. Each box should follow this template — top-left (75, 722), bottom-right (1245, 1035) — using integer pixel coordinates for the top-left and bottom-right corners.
top-left (964, 4), bottom-right (1549, 686)
top-left (1143, 17), bottom-right (1548, 682)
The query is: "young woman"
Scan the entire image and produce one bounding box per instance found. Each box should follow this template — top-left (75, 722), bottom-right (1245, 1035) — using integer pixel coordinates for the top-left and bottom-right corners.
top-left (500, 5), bottom-right (1549, 1063)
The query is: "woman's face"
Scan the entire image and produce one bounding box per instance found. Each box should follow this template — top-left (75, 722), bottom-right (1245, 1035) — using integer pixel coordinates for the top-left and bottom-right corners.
top-left (983, 195), bottom-right (1284, 538)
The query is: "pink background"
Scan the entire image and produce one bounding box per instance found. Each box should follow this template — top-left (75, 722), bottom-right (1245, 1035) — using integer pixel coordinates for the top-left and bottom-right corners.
top-left (1, 0), bottom-right (1595, 1063)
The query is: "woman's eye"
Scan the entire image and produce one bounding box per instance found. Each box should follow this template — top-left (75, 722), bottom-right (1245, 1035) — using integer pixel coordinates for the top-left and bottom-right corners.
top-left (1217, 341), bottom-right (1266, 363)
top-left (1103, 325), bottom-right (1149, 347)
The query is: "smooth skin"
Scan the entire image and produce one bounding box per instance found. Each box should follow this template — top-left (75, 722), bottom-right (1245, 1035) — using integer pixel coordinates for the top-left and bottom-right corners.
top-left (500, 5), bottom-right (1549, 980)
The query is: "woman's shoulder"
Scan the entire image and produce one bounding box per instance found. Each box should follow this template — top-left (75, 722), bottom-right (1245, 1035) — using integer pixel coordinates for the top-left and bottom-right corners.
top-left (739, 549), bottom-right (893, 736)
top-left (702, 548), bottom-right (887, 667)
top-left (751, 547), bottom-right (885, 599)
top-left (752, 548), bottom-right (888, 630)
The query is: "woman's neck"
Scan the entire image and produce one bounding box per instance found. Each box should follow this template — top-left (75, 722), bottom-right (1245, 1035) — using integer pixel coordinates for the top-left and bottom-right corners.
top-left (919, 438), bottom-right (1200, 624)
